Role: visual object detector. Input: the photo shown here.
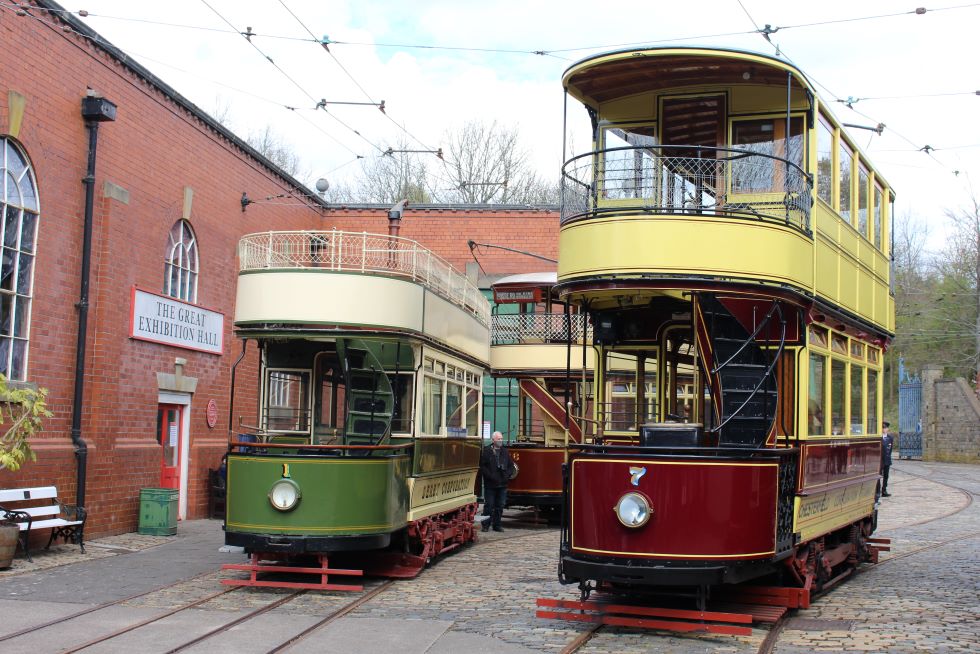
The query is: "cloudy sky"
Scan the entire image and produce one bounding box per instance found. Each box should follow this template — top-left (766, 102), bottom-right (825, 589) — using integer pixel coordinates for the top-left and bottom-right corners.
top-left (52, 1), bottom-right (980, 240)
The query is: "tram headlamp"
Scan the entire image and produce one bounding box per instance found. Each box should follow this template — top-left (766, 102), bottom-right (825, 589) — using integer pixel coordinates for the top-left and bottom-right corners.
top-left (614, 492), bottom-right (651, 528)
top-left (268, 478), bottom-right (301, 512)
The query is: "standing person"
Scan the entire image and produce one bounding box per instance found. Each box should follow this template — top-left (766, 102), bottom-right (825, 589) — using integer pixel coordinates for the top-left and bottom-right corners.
top-left (880, 421), bottom-right (894, 497)
top-left (479, 431), bottom-right (515, 532)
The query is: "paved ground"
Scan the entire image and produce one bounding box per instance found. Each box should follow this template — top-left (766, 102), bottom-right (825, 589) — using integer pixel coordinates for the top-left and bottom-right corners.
top-left (0, 460), bottom-right (976, 653)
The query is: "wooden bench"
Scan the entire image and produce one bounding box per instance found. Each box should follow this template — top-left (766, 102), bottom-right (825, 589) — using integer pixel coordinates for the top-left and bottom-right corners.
top-left (0, 486), bottom-right (86, 561)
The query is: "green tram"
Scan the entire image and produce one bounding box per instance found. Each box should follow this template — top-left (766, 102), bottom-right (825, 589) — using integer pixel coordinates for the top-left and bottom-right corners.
top-left (224, 230), bottom-right (490, 583)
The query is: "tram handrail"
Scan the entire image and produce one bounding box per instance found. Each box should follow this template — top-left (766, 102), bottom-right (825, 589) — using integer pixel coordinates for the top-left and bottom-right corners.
top-left (238, 230), bottom-right (490, 326)
top-left (491, 312), bottom-right (591, 345)
top-left (560, 144), bottom-right (813, 230)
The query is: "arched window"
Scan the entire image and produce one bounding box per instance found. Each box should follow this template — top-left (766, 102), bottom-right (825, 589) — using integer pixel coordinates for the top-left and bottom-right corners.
top-left (164, 220), bottom-right (198, 303)
top-left (0, 138), bottom-right (39, 382)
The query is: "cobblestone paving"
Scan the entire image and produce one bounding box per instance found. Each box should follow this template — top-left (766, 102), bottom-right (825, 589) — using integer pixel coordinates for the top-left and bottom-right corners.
top-left (774, 463), bottom-right (980, 654)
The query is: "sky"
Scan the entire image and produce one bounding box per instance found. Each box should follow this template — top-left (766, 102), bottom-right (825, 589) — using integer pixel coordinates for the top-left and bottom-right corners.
top-left (45, 1), bottom-right (980, 244)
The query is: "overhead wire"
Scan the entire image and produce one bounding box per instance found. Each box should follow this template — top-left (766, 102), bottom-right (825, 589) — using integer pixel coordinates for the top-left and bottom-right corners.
top-left (198, 0), bottom-right (386, 155)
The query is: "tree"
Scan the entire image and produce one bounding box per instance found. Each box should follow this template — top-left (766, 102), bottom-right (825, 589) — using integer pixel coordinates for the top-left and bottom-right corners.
top-left (0, 376), bottom-right (53, 472)
top-left (934, 196), bottom-right (980, 385)
top-left (435, 120), bottom-right (558, 204)
top-left (349, 137), bottom-right (432, 203)
top-left (246, 126), bottom-right (307, 181)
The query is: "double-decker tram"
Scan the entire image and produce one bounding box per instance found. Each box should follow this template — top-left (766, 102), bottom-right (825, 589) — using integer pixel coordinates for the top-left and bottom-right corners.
top-left (223, 230), bottom-right (490, 587)
top-left (488, 273), bottom-right (594, 518)
top-left (554, 47), bottom-right (895, 609)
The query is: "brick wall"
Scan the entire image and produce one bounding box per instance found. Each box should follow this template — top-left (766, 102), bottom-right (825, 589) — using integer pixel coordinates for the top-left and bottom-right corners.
top-left (0, 3), bottom-right (325, 535)
top-left (922, 365), bottom-right (980, 463)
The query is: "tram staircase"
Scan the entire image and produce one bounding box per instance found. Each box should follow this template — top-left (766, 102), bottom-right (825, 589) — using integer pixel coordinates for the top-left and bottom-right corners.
top-left (519, 379), bottom-right (583, 444)
top-left (698, 295), bottom-right (785, 447)
top-left (342, 343), bottom-right (394, 445)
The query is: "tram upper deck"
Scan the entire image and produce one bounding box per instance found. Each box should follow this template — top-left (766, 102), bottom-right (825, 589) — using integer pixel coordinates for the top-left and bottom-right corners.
top-left (235, 230), bottom-right (490, 365)
top-left (490, 272), bottom-right (595, 376)
top-left (557, 47), bottom-right (895, 336)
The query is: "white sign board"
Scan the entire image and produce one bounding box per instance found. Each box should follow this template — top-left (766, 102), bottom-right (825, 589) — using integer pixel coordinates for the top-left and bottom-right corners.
top-left (130, 287), bottom-right (224, 355)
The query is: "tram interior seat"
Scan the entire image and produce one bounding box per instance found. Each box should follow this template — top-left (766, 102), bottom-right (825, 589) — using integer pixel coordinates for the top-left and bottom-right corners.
top-left (639, 423), bottom-right (704, 447)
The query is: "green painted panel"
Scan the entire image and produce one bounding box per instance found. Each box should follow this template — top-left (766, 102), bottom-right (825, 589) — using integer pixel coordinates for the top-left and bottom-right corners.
top-left (413, 438), bottom-right (481, 477)
top-left (226, 454), bottom-right (410, 536)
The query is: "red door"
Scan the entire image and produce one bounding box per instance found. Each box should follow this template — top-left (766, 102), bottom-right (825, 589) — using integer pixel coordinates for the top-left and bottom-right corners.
top-left (157, 404), bottom-right (183, 489)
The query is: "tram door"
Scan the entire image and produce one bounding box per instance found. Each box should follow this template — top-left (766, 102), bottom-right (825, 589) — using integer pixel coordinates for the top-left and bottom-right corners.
top-left (157, 404), bottom-right (184, 489)
top-left (660, 95), bottom-right (726, 210)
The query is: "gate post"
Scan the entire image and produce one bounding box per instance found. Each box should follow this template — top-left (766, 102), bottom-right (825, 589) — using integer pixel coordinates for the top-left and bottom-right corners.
top-left (920, 365), bottom-right (943, 461)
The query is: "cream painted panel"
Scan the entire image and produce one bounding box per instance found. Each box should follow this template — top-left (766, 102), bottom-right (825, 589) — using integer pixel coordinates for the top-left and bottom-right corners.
top-left (420, 290), bottom-right (490, 364)
top-left (236, 271), bottom-right (425, 331)
top-left (491, 343), bottom-right (596, 373)
top-left (558, 216), bottom-right (814, 291)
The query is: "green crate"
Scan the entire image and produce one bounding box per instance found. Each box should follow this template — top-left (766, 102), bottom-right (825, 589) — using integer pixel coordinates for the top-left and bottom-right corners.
top-left (138, 488), bottom-right (179, 536)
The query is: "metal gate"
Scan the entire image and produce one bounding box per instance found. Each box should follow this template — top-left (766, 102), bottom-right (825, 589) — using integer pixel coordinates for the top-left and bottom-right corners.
top-left (898, 364), bottom-right (922, 459)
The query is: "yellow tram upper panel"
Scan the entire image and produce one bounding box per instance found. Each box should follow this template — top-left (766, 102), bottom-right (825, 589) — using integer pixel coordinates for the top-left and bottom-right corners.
top-left (558, 48), bottom-right (895, 335)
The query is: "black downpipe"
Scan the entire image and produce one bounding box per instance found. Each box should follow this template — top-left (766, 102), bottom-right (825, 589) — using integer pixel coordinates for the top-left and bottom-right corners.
top-left (227, 338), bottom-right (249, 439)
top-left (71, 111), bottom-right (107, 508)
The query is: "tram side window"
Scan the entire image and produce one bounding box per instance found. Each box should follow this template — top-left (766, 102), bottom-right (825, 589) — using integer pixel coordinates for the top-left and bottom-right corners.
top-left (830, 359), bottom-right (845, 436)
top-left (839, 141), bottom-right (854, 223)
top-left (867, 369), bottom-right (879, 434)
top-left (465, 387), bottom-right (480, 436)
top-left (601, 126), bottom-right (658, 200)
top-left (816, 116), bottom-right (834, 206)
top-left (446, 371), bottom-right (464, 436)
top-left (422, 374), bottom-right (443, 435)
top-left (730, 117), bottom-right (803, 193)
top-left (857, 163), bottom-right (870, 237)
top-left (850, 364), bottom-right (864, 435)
top-left (808, 353), bottom-right (826, 436)
top-left (266, 369), bottom-right (311, 432)
top-left (873, 183), bottom-right (883, 249)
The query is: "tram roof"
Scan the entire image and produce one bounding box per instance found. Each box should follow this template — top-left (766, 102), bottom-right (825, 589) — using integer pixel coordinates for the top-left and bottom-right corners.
top-left (492, 272), bottom-right (558, 288)
top-left (562, 46), bottom-right (815, 107)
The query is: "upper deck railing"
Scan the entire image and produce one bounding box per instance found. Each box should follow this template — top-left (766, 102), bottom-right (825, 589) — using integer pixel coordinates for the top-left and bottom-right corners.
top-left (561, 145), bottom-right (813, 231)
top-left (238, 230), bottom-right (490, 326)
top-left (491, 312), bottom-right (591, 346)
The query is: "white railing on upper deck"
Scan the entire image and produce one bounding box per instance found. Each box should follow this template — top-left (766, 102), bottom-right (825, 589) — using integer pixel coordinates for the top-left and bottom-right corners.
top-left (238, 230), bottom-right (490, 326)
top-left (491, 313), bottom-right (591, 345)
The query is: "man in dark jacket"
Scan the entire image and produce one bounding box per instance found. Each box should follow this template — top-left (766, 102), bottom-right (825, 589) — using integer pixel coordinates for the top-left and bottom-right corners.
top-left (479, 431), bottom-right (515, 532)
top-left (881, 421), bottom-right (894, 497)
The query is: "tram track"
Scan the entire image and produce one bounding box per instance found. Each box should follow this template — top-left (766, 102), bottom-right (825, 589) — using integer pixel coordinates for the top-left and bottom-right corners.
top-left (877, 466), bottom-right (975, 532)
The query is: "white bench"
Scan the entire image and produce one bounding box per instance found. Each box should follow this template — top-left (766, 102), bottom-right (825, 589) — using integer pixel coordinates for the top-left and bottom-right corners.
top-left (0, 486), bottom-right (86, 561)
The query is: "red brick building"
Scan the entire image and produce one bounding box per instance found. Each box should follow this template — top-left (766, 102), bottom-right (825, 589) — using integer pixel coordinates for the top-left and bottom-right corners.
top-left (0, 1), bottom-right (559, 537)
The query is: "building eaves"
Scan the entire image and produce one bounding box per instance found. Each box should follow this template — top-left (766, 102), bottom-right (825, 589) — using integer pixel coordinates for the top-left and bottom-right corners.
top-left (34, 0), bottom-right (328, 210)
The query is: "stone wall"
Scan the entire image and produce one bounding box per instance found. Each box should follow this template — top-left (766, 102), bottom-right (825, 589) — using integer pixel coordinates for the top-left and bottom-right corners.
top-left (922, 365), bottom-right (980, 463)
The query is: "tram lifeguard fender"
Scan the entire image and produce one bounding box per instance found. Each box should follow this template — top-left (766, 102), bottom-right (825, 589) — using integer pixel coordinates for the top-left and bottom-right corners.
top-left (569, 456), bottom-right (778, 559)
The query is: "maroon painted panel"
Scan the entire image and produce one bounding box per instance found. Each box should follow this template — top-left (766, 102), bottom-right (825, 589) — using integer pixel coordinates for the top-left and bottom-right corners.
top-left (718, 297), bottom-right (801, 343)
top-left (508, 447), bottom-right (565, 494)
top-left (802, 440), bottom-right (880, 490)
top-left (570, 457), bottom-right (778, 559)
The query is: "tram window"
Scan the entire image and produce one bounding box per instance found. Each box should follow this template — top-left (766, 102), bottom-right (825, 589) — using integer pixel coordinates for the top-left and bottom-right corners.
top-left (857, 164), bottom-right (870, 237)
top-left (808, 353), bottom-right (826, 435)
top-left (850, 341), bottom-right (864, 359)
top-left (850, 365), bottom-right (864, 435)
top-left (730, 118), bottom-right (803, 193)
top-left (830, 359), bottom-right (845, 436)
top-left (604, 349), bottom-right (657, 431)
top-left (664, 330), bottom-right (696, 422)
top-left (873, 184), bottom-right (883, 249)
top-left (808, 325), bottom-right (828, 349)
top-left (422, 375), bottom-right (444, 435)
top-left (867, 347), bottom-right (879, 364)
top-left (317, 367), bottom-right (345, 430)
top-left (839, 141), bottom-right (854, 223)
top-left (265, 370), bottom-right (311, 432)
top-left (601, 126), bottom-right (658, 200)
top-left (424, 357), bottom-right (434, 372)
top-left (388, 373), bottom-right (414, 434)
top-left (831, 334), bottom-right (848, 356)
top-left (866, 370), bottom-right (879, 434)
top-left (465, 387), bottom-right (480, 436)
top-left (446, 380), bottom-right (464, 431)
top-left (816, 116), bottom-right (834, 206)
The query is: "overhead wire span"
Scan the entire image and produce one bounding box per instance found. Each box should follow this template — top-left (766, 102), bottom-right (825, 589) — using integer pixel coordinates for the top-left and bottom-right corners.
top-left (276, 0), bottom-right (441, 154)
top-left (198, 0), bottom-right (385, 155)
